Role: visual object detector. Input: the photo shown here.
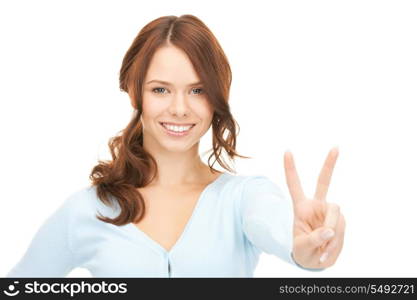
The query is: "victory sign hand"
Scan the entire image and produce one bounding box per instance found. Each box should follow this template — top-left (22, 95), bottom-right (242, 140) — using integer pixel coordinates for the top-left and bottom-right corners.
top-left (284, 147), bottom-right (345, 269)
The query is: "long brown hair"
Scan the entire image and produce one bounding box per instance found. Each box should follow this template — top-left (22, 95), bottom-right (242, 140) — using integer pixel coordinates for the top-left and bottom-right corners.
top-left (90, 14), bottom-right (251, 226)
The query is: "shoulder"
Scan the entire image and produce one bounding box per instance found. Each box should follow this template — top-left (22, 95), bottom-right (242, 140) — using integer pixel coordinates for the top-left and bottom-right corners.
top-left (230, 174), bottom-right (289, 215)
top-left (219, 172), bottom-right (282, 194)
top-left (215, 173), bottom-right (286, 208)
top-left (242, 175), bottom-right (285, 196)
top-left (215, 172), bottom-right (268, 186)
top-left (60, 185), bottom-right (119, 220)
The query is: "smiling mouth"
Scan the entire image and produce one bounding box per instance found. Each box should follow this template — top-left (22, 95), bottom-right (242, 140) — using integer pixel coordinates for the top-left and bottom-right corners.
top-left (159, 122), bottom-right (196, 136)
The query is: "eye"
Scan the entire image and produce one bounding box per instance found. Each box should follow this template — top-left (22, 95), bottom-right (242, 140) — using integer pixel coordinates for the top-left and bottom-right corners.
top-left (151, 87), bottom-right (205, 95)
top-left (152, 87), bottom-right (168, 94)
top-left (191, 88), bottom-right (204, 95)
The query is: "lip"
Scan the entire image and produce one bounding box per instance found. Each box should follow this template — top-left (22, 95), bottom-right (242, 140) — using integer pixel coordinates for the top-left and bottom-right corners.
top-left (159, 122), bottom-right (196, 137)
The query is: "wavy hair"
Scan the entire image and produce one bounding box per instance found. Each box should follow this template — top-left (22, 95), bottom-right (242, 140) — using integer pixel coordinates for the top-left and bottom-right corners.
top-left (89, 14), bottom-right (251, 226)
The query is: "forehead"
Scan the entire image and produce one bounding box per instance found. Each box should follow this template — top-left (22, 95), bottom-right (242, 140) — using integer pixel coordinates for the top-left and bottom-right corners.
top-left (145, 45), bottom-right (201, 85)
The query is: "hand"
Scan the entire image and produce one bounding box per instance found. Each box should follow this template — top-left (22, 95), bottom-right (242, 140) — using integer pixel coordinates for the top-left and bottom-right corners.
top-left (284, 147), bottom-right (345, 269)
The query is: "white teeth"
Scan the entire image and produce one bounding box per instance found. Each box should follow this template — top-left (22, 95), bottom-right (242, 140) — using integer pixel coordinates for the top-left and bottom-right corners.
top-left (162, 123), bottom-right (193, 132)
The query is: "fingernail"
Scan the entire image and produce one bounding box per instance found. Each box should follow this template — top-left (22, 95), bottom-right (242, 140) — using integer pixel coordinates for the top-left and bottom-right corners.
top-left (321, 229), bottom-right (335, 240)
top-left (320, 252), bottom-right (329, 263)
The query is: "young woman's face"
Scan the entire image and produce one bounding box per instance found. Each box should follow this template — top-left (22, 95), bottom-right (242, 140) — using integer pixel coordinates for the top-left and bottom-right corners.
top-left (136, 45), bottom-right (214, 152)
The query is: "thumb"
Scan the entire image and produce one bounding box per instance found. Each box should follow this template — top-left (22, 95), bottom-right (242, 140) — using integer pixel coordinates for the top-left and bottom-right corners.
top-left (308, 227), bottom-right (335, 248)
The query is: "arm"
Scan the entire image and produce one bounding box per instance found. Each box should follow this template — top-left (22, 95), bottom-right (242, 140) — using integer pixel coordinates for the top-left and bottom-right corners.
top-left (6, 194), bottom-right (78, 277)
top-left (239, 175), bottom-right (325, 272)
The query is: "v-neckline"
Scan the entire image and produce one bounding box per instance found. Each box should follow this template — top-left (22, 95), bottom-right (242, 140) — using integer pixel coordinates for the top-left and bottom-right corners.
top-left (125, 172), bottom-right (228, 255)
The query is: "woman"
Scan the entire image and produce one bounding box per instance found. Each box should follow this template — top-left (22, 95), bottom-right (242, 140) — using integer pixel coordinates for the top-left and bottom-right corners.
top-left (6, 14), bottom-right (345, 277)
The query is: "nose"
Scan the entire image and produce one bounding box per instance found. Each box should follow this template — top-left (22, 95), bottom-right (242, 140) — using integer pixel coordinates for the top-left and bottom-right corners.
top-left (168, 91), bottom-right (190, 117)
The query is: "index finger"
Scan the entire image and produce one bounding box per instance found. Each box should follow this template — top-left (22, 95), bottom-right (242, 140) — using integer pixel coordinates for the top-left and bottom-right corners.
top-left (284, 150), bottom-right (306, 204)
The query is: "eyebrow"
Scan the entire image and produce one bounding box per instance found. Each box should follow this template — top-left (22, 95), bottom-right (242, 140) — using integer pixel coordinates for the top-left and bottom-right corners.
top-left (146, 80), bottom-right (203, 86)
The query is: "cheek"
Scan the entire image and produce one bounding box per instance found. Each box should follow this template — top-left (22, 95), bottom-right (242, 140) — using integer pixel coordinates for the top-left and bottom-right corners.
top-left (194, 102), bottom-right (214, 123)
top-left (141, 96), bottom-right (166, 116)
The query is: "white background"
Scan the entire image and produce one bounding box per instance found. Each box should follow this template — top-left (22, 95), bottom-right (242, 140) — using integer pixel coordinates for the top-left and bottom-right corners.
top-left (1, 0), bottom-right (416, 277)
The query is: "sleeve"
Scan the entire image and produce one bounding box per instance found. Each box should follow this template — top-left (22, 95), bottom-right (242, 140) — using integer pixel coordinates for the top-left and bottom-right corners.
top-left (239, 175), bottom-right (325, 272)
top-left (5, 194), bottom-right (78, 277)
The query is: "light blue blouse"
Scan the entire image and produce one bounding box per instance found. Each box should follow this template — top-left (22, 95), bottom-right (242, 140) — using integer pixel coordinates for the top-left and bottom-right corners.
top-left (6, 172), bottom-right (323, 277)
